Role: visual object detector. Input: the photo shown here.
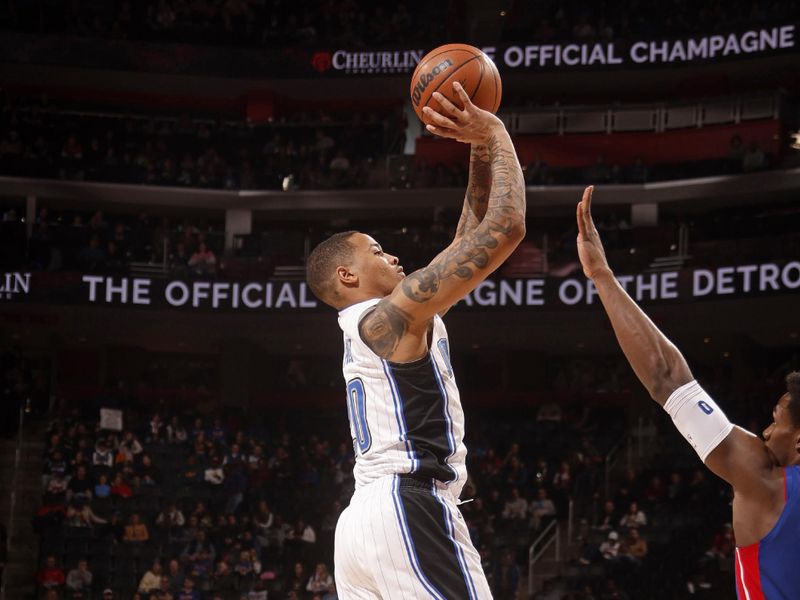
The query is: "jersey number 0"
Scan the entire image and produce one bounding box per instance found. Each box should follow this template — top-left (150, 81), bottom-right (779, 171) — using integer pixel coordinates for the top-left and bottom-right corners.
top-left (347, 378), bottom-right (372, 454)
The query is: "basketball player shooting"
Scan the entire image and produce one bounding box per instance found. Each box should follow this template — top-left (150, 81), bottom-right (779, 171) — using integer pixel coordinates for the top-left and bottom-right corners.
top-left (305, 81), bottom-right (525, 599)
top-left (576, 185), bottom-right (800, 599)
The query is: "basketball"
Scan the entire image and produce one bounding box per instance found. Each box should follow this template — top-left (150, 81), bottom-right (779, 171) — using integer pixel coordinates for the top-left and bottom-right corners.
top-left (409, 43), bottom-right (502, 123)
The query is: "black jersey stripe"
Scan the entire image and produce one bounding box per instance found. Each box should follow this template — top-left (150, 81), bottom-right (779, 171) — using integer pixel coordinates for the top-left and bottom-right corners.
top-left (386, 354), bottom-right (455, 484)
top-left (395, 479), bottom-right (472, 600)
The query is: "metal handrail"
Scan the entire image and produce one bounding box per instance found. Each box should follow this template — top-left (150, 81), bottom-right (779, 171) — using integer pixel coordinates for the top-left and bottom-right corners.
top-left (528, 519), bottom-right (560, 595)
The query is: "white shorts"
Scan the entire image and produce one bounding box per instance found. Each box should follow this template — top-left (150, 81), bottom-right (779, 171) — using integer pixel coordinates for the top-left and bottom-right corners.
top-left (334, 474), bottom-right (493, 600)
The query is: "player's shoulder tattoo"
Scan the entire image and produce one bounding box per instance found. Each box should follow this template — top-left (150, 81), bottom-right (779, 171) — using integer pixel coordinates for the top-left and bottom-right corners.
top-left (358, 300), bottom-right (413, 359)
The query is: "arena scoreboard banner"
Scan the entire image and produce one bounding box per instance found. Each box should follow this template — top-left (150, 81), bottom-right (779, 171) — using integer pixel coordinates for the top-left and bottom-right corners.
top-left (316, 23), bottom-right (797, 75)
top-left (2, 23), bottom-right (796, 79)
top-left (2, 260), bottom-right (799, 313)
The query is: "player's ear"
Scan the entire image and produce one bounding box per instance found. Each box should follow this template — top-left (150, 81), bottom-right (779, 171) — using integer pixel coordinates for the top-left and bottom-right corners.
top-left (336, 265), bottom-right (358, 286)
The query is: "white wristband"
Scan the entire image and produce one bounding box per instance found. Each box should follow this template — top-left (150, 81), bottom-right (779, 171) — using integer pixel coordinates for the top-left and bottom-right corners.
top-left (663, 380), bottom-right (734, 463)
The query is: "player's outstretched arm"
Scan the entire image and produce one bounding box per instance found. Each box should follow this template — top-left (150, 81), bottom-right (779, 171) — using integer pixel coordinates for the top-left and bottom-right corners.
top-left (359, 83), bottom-right (525, 359)
top-left (575, 186), bottom-right (775, 495)
top-left (575, 186), bottom-right (692, 405)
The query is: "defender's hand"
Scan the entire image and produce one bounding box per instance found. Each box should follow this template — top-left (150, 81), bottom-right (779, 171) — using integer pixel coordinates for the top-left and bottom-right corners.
top-left (576, 186), bottom-right (612, 280)
top-left (423, 81), bottom-right (504, 145)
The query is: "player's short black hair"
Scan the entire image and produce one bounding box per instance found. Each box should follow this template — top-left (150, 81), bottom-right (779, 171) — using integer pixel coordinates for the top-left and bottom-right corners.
top-left (786, 371), bottom-right (800, 427)
top-left (306, 231), bottom-right (358, 307)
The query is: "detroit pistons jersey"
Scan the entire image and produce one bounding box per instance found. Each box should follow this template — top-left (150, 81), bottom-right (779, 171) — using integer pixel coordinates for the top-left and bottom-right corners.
top-left (338, 298), bottom-right (468, 498)
top-left (735, 465), bottom-right (800, 600)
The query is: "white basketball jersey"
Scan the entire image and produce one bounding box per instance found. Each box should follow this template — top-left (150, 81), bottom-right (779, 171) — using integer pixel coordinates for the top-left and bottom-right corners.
top-left (338, 298), bottom-right (468, 498)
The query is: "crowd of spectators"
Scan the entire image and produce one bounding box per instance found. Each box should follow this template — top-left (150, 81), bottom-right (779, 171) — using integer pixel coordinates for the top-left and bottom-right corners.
top-left (2, 194), bottom-right (798, 291)
top-left (2, 0), bottom-right (796, 48)
top-left (0, 94), bottom-right (402, 192)
top-left (34, 378), bottom-right (637, 600)
top-left (13, 205), bottom-right (225, 278)
top-left (36, 355), bottom-right (800, 599)
top-left (0, 93), bottom-right (782, 197)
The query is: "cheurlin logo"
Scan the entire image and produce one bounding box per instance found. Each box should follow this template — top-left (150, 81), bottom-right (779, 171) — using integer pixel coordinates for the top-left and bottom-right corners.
top-left (0, 272), bottom-right (31, 300)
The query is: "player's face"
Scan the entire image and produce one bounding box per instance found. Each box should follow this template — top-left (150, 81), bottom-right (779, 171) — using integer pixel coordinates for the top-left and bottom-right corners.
top-left (762, 394), bottom-right (800, 466)
top-left (351, 233), bottom-right (405, 295)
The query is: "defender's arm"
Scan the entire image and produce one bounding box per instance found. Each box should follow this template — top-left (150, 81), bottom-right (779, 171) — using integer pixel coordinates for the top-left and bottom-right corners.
top-left (575, 186), bottom-right (774, 494)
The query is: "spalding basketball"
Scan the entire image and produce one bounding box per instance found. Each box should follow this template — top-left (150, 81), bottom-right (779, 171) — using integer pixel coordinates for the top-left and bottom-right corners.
top-left (410, 43), bottom-right (502, 123)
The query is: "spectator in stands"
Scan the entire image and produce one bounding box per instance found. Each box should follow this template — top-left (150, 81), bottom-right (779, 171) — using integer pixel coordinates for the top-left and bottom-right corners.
top-left (525, 155), bottom-right (549, 185)
top-left (188, 241), bottom-right (217, 276)
top-left (285, 562), bottom-right (308, 596)
top-left (157, 502), bottom-right (186, 531)
top-left (78, 235), bottom-right (106, 271)
top-left (204, 455), bottom-right (225, 485)
top-left (728, 134), bottom-right (746, 170)
top-left (625, 156), bottom-right (649, 183)
top-left (306, 562), bottom-right (334, 594)
top-left (501, 487), bottom-right (528, 522)
top-left (182, 530), bottom-right (216, 565)
top-left (66, 501), bottom-right (107, 528)
top-left (43, 449), bottom-right (67, 490)
top-left (45, 470), bottom-right (70, 500)
top-left (110, 472), bottom-right (133, 498)
top-left (93, 441), bottom-right (114, 468)
top-left (586, 155), bottom-right (612, 184)
top-left (178, 576), bottom-right (200, 600)
top-left (166, 559), bottom-right (185, 594)
top-left (94, 473), bottom-right (111, 499)
top-left (492, 549), bottom-right (520, 600)
top-left (37, 555), bottom-right (65, 591)
top-left (118, 431), bottom-right (143, 462)
top-left (138, 560), bottom-right (163, 594)
top-left (600, 531), bottom-right (621, 561)
top-left (66, 465), bottom-right (93, 502)
top-left (530, 487), bottom-right (557, 530)
top-left (619, 528), bottom-right (648, 566)
top-left (249, 579), bottom-right (269, 600)
top-left (167, 416), bottom-right (188, 444)
top-left (667, 471), bottom-right (685, 504)
top-left (210, 560), bottom-right (236, 596)
top-left (594, 500), bottom-right (619, 531)
top-left (619, 501), bottom-right (647, 528)
top-left (742, 141), bottom-right (768, 172)
top-left (706, 522), bottom-right (735, 562)
top-left (65, 558), bottom-right (92, 594)
top-left (123, 513), bottom-right (150, 543)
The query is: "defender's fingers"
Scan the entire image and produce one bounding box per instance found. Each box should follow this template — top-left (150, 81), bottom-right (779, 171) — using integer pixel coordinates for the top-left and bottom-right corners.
top-left (422, 106), bottom-right (458, 129)
top-left (576, 201), bottom-right (587, 238)
top-left (432, 92), bottom-right (464, 118)
top-left (580, 186), bottom-right (595, 233)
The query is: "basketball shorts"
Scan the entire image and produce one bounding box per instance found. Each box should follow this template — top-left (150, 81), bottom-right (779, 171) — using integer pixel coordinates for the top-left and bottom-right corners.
top-left (334, 473), bottom-right (493, 599)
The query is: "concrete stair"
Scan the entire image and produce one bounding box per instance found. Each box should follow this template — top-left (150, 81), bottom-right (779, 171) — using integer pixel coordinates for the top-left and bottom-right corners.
top-left (1, 420), bottom-right (47, 600)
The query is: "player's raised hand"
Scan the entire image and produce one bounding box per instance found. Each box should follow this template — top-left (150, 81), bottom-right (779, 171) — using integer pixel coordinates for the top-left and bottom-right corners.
top-left (576, 186), bottom-right (612, 280)
top-left (423, 81), bottom-right (504, 145)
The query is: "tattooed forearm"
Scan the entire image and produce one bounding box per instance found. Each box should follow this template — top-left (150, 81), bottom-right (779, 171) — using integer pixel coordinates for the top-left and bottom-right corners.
top-left (402, 129), bottom-right (526, 304)
top-left (358, 301), bottom-right (413, 358)
top-left (454, 144), bottom-right (492, 239)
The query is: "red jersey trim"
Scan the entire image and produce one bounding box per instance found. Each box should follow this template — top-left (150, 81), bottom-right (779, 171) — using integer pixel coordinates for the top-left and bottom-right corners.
top-left (735, 544), bottom-right (766, 600)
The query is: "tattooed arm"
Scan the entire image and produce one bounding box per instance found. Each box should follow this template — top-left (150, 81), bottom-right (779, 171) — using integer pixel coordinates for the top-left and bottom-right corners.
top-left (359, 82), bottom-right (525, 361)
top-left (453, 144), bottom-right (492, 244)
